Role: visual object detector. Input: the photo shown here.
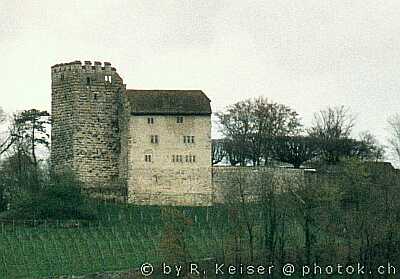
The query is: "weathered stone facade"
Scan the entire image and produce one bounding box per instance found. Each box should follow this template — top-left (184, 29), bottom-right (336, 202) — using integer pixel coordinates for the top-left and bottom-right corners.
top-left (127, 115), bottom-right (212, 205)
top-left (51, 61), bottom-right (213, 204)
top-left (51, 61), bottom-right (125, 191)
top-left (212, 166), bottom-right (307, 203)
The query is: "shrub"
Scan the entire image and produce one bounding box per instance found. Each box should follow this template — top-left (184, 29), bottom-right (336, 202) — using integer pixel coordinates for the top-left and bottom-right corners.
top-left (6, 171), bottom-right (97, 220)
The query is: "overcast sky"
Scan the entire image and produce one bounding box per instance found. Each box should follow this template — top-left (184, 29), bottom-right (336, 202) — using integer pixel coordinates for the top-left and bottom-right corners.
top-left (1, 0), bottom-right (399, 163)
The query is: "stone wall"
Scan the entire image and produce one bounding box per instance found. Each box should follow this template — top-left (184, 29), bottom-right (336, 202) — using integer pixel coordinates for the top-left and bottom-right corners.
top-left (212, 166), bottom-right (306, 203)
top-left (127, 115), bottom-right (212, 206)
top-left (51, 61), bottom-right (125, 188)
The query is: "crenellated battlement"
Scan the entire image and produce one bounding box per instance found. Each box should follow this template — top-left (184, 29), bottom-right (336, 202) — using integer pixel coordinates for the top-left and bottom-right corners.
top-left (51, 60), bottom-right (117, 74)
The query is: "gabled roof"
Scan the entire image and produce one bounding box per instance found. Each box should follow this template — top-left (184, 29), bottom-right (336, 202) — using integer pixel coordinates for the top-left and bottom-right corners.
top-left (126, 89), bottom-right (211, 115)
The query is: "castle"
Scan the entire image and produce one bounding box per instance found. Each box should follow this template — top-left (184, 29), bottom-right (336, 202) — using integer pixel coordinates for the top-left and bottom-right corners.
top-left (51, 61), bottom-right (213, 205)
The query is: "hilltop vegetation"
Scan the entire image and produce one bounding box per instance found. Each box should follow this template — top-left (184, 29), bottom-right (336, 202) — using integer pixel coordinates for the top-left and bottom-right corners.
top-left (0, 103), bottom-right (400, 278)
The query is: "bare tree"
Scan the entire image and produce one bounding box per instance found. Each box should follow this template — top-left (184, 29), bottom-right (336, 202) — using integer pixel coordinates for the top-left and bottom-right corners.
top-left (0, 107), bottom-right (5, 123)
top-left (212, 139), bottom-right (226, 165)
top-left (308, 106), bottom-right (356, 163)
top-left (388, 114), bottom-right (400, 163)
top-left (252, 97), bottom-right (301, 165)
top-left (308, 106), bottom-right (355, 139)
top-left (0, 107), bottom-right (14, 156)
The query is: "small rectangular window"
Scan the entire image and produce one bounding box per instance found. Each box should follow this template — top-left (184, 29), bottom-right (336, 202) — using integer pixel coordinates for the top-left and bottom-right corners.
top-left (86, 77), bottom-right (91, 85)
top-left (145, 154), bottom-right (152, 162)
top-left (192, 155), bottom-right (196, 163)
top-left (183, 135), bottom-right (194, 144)
top-left (147, 117), bottom-right (154, 124)
top-left (185, 155), bottom-right (188, 162)
top-left (150, 135), bottom-right (159, 144)
top-left (177, 116), bottom-right (183, 123)
top-left (172, 155), bottom-right (175, 162)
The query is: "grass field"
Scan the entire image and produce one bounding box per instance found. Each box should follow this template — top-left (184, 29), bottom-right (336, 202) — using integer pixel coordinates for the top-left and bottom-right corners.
top-left (0, 201), bottom-right (356, 279)
top-left (0, 203), bottom-right (266, 278)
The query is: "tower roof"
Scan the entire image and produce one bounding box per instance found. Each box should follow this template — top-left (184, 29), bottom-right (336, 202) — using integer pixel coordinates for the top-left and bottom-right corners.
top-left (126, 89), bottom-right (211, 115)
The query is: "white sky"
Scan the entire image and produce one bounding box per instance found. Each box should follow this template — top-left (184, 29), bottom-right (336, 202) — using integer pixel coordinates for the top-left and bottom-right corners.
top-left (0, 0), bottom-right (399, 163)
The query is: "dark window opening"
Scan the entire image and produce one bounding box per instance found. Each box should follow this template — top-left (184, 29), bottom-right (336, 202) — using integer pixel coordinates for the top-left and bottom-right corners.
top-left (145, 154), bottom-right (152, 162)
top-left (148, 117), bottom-right (154, 124)
top-left (150, 135), bottom-right (159, 144)
top-left (177, 116), bottom-right (183, 123)
top-left (86, 77), bottom-right (91, 85)
top-left (183, 136), bottom-right (195, 143)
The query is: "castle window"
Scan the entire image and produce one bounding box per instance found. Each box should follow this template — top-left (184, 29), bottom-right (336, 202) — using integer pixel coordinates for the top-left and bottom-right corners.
top-left (60, 73), bottom-right (64, 81)
top-left (185, 155), bottom-right (189, 162)
top-left (177, 116), bottom-right (183, 123)
top-left (104, 75), bottom-right (112, 82)
top-left (192, 155), bottom-right (196, 162)
top-left (86, 77), bottom-right (91, 85)
top-left (150, 135), bottom-right (159, 144)
top-left (147, 117), bottom-right (154, 124)
top-left (174, 155), bottom-right (183, 163)
top-left (183, 136), bottom-right (195, 143)
top-left (94, 93), bottom-right (97, 100)
top-left (145, 154), bottom-right (152, 162)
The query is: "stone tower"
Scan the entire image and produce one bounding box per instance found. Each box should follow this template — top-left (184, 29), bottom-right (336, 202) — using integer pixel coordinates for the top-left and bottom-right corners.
top-left (51, 61), bottom-right (125, 190)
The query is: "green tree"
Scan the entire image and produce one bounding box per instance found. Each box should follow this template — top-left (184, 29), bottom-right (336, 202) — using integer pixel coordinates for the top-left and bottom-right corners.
top-left (216, 97), bottom-right (301, 166)
top-left (270, 136), bottom-right (321, 168)
top-left (357, 131), bottom-right (385, 161)
top-left (216, 99), bottom-right (253, 166)
top-left (13, 109), bottom-right (50, 168)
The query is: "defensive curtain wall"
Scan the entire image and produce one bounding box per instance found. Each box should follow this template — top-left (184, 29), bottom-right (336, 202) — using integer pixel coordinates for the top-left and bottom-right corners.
top-left (131, 166), bottom-right (307, 206)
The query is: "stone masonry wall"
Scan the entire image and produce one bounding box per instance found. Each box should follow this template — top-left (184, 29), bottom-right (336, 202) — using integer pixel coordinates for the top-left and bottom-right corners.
top-left (51, 61), bottom-right (125, 189)
top-left (127, 115), bottom-right (213, 206)
top-left (212, 166), bottom-right (306, 203)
